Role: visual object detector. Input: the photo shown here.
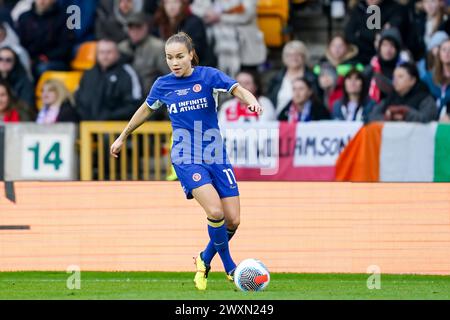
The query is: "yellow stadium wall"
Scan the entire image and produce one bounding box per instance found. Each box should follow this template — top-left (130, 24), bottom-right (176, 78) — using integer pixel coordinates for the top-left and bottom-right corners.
top-left (1, 182), bottom-right (449, 275)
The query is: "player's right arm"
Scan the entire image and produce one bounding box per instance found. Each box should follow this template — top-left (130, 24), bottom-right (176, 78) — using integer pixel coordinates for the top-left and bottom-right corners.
top-left (110, 102), bottom-right (153, 158)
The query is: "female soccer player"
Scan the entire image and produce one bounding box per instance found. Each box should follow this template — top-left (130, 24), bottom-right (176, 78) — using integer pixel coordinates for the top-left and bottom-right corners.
top-left (110, 32), bottom-right (263, 290)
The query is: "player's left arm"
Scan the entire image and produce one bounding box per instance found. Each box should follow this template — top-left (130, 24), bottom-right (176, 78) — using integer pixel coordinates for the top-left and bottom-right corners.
top-left (231, 84), bottom-right (264, 115)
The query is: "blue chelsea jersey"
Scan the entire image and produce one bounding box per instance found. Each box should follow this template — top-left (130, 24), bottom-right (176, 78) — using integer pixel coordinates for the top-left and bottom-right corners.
top-left (145, 66), bottom-right (239, 164)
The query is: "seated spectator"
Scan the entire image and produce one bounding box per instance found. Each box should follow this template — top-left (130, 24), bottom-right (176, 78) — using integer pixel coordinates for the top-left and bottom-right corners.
top-left (218, 70), bottom-right (276, 123)
top-left (119, 13), bottom-right (169, 93)
top-left (0, 47), bottom-right (34, 109)
top-left (96, 0), bottom-right (144, 43)
top-left (190, 0), bottom-right (266, 76)
top-left (422, 38), bottom-right (450, 120)
top-left (345, 0), bottom-right (408, 65)
top-left (17, 0), bottom-right (75, 78)
top-left (277, 77), bottom-right (331, 123)
top-left (36, 79), bottom-right (79, 124)
top-left (267, 40), bottom-right (317, 116)
top-left (75, 39), bottom-right (143, 121)
top-left (368, 62), bottom-right (437, 123)
top-left (153, 0), bottom-right (208, 65)
top-left (417, 30), bottom-right (449, 77)
top-left (314, 35), bottom-right (364, 111)
top-left (0, 23), bottom-right (31, 75)
top-left (314, 35), bottom-right (364, 80)
top-left (0, 80), bottom-right (34, 122)
top-left (317, 62), bottom-right (342, 112)
top-left (364, 28), bottom-right (409, 104)
top-left (332, 68), bottom-right (375, 123)
top-left (412, 0), bottom-right (449, 61)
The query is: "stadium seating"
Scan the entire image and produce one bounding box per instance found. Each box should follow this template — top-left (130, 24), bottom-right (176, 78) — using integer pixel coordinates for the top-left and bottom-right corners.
top-left (35, 71), bottom-right (84, 109)
top-left (257, 0), bottom-right (290, 47)
top-left (71, 41), bottom-right (97, 71)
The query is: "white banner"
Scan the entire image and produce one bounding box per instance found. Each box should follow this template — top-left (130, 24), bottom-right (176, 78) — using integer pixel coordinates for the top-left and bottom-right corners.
top-left (293, 121), bottom-right (362, 167)
top-left (4, 123), bottom-right (78, 180)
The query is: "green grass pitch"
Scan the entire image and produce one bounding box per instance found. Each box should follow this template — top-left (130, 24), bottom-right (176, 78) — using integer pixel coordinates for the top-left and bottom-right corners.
top-left (0, 272), bottom-right (449, 300)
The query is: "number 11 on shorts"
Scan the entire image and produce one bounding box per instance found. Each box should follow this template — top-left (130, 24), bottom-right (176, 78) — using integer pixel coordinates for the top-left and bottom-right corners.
top-left (223, 169), bottom-right (237, 185)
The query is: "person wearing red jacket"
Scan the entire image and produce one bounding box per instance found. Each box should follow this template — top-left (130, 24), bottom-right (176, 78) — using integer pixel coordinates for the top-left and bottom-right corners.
top-left (0, 80), bottom-right (21, 123)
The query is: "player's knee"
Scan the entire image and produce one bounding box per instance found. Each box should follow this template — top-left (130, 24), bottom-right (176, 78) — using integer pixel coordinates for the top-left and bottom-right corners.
top-left (227, 217), bottom-right (240, 230)
top-left (206, 207), bottom-right (224, 221)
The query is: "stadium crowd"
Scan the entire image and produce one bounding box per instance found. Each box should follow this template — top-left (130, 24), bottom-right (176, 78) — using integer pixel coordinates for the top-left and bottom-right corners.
top-left (0, 0), bottom-right (450, 125)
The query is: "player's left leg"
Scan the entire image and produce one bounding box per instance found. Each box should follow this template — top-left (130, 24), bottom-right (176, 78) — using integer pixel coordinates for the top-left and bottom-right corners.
top-left (192, 184), bottom-right (237, 277)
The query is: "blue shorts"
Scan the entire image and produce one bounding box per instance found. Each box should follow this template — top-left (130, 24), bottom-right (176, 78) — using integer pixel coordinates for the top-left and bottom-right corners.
top-left (172, 162), bottom-right (240, 200)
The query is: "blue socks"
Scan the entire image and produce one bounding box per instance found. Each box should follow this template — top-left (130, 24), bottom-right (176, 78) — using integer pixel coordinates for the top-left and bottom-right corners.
top-left (202, 228), bottom-right (236, 266)
top-left (204, 218), bottom-right (236, 274)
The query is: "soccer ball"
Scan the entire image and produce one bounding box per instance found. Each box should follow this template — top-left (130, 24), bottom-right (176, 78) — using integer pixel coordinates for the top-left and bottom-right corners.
top-left (234, 259), bottom-right (270, 292)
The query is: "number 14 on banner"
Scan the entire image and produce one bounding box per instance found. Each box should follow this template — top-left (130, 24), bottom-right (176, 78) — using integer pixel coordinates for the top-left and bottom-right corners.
top-left (21, 134), bottom-right (72, 179)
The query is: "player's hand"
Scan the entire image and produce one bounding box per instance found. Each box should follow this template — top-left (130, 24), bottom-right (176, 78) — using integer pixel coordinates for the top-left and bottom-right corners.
top-left (248, 104), bottom-right (263, 115)
top-left (110, 137), bottom-right (124, 158)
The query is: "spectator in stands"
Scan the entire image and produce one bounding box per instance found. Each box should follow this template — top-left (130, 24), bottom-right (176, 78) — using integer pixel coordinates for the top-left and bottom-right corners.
top-left (268, 40), bottom-right (317, 116)
top-left (317, 62), bottom-right (342, 112)
top-left (218, 70), bottom-right (276, 123)
top-left (368, 62), bottom-right (437, 123)
top-left (418, 30), bottom-right (449, 77)
top-left (119, 13), bottom-right (169, 93)
top-left (190, 0), bottom-right (266, 76)
top-left (0, 47), bottom-right (34, 109)
top-left (17, 0), bottom-right (75, 78)
top-left (412, 0), bottom-right (448, 61)
top-left (316, 35), bottom-right (365, 112)
top-left (0, 23), bottom-right (31, 76)
top-left (75, 39), bottom-right (143, 121)
top-left (0, 80), bottom-right (34, 122)
top-left (96, 0), bottom-right (144, 43)
top-left (422, 38), bottom-right (450, 120)
top-left (153, 0), bottom-right (208, 65)
top-left (36, 79), bottom-right (79, 124)
top-left (314, 35), bottom-right (364, 79)
top-left (332, 68), bottom-right (375, 123)
top-left (364, 28), bottom-right (409, 104)
top-left (345, 0), bottom-right (408, 64)
top-left (278, 77), bottom-right (331, 122)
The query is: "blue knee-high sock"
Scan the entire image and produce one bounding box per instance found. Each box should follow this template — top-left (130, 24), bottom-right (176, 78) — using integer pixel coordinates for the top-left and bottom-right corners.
top-left (204, 218), bottom-right (236, 274)
top-left (202, 228), bottom-right (237, 266)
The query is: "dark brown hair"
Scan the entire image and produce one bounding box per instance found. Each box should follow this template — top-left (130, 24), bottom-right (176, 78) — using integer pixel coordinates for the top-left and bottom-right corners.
top-left (154, 0), bottom-right (190, 40)
top-left (343, 68), bottom-right (368, 107)
top-left (0, 79), bottom-right (19, 113)
top-left (433, 39), bottom-right (450, 85)
top-left (166, 31), bottom-right (200, 66)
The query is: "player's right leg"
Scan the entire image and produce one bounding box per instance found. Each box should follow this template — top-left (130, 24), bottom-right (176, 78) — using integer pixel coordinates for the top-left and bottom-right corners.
top-left (202, 196), bottom-right (241, 281)
top-left (192, 184), bottom-right (237, 289)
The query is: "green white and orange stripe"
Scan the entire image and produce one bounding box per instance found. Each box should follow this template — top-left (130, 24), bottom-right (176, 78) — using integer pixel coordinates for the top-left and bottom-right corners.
top-left (335, 122), bottom-right (450, 182)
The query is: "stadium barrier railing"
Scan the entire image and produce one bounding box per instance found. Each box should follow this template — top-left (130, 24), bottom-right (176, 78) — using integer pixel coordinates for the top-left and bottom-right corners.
top-left (79, 121), bottom-right (172, 181)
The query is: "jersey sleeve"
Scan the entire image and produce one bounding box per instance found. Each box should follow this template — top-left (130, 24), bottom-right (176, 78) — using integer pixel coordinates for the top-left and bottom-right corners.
top-left (208, 67), bottom-right (239, 93)
top-left (145, 78), bottom-right (164, 110)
